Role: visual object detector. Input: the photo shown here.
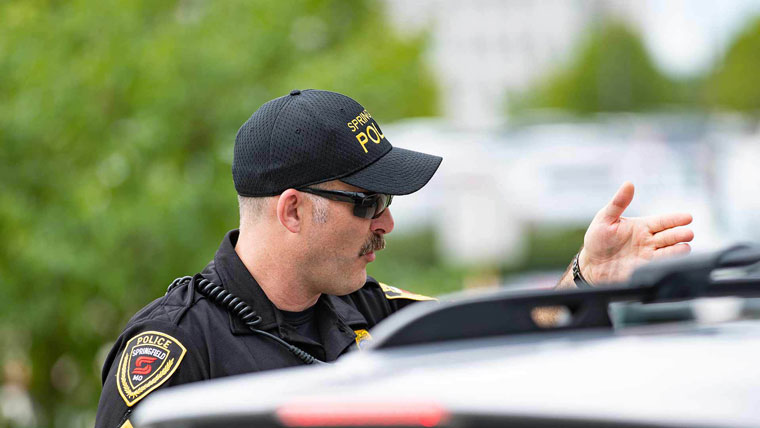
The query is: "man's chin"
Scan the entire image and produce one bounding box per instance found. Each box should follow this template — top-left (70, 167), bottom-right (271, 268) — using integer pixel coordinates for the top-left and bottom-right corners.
top-left (333, 271), bottom-right (367, 296)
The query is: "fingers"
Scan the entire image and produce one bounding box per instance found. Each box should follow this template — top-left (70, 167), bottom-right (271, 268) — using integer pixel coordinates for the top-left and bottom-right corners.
top-left (645, 212), bottom-right (693, 233)
top-left (653, 242), bottom-right (691, 259)
top-left (600, 181), bottom-right (635, 222)
top-left (653, 227), bottom-right (694, 248)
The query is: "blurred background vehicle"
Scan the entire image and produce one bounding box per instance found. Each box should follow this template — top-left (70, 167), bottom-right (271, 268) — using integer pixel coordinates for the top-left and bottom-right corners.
top-left (2, 0), bottom-right (760, 426)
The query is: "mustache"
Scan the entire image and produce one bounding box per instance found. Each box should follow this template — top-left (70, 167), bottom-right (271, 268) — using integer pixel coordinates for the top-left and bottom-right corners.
top-left (359, 233), bottom-right (385, 256)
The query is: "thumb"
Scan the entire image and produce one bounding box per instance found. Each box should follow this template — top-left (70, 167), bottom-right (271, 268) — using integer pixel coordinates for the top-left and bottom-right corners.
top-left (600, 181), bottom-right (634, 222)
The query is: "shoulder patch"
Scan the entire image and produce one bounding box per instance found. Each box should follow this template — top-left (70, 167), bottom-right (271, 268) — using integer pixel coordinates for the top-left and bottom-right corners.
top-left (379, 282), bottom-right (436, 301)
top-left (116, 331), bottom-right (187, 407)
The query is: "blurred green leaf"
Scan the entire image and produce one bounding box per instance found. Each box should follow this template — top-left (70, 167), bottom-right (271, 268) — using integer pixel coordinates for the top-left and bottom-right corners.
top-left (705, 17), bottom-right (760, 113)
top-left (510, 21), bottom-right (692, 115)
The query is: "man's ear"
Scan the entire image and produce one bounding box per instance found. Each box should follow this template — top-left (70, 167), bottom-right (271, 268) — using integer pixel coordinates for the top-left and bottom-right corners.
top-left (276, 189), bottom-right (303, 233)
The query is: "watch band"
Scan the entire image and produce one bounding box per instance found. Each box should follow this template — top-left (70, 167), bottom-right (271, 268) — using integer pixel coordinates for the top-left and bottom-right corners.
top-left (572, 252), bottom-right (593, 289)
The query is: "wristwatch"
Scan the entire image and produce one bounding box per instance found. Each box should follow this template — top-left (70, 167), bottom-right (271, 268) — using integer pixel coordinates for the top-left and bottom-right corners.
top-left (572, 252), bottom-right (593, 289)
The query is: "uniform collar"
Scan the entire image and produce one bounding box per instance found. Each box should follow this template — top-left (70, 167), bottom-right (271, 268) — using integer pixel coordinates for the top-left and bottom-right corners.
top-left (323, 294), bottom-right (369, 326)
top-left (317, 295), bottom-right (365, 361)
top-left (204, 230), bottom-right (369, 340)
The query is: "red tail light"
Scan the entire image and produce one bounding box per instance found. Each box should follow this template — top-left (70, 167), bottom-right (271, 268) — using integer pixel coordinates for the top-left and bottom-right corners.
top-left (276, 400), bottom-right (449, 427)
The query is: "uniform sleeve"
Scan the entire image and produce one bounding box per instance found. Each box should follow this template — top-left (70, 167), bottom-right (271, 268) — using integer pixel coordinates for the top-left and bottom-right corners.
top-left (94, 321), bottom-right (208, 428)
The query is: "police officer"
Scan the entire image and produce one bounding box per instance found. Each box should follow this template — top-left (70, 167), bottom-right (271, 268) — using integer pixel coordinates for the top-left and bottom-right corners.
top-left (95, 89), bottom-right (694, 428)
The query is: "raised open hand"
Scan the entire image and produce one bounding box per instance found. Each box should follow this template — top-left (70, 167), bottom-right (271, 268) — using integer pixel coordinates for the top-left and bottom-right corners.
top-left (579, 182), bottom-right (693, 285)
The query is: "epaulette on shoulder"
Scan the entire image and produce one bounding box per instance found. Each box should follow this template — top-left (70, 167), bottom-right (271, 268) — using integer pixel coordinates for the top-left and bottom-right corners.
top-left (129, 277), bottom-right (197, 327)
top-left (378, 282), bottom-right (436, 301)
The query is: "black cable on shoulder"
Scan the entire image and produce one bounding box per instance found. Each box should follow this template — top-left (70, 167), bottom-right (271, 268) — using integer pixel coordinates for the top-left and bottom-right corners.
top-left (194, 276), bottom-right (263, 327)
top-left (168, 275), bottom-right (325, 365)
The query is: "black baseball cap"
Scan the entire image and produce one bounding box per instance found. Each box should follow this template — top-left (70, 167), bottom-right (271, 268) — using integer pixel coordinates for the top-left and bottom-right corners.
top-left (233, 89), bottom-right (442, 196)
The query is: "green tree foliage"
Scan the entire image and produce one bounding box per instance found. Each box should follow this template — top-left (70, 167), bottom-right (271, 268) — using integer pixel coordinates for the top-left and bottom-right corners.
top-left (706, 17), bottom-right (760, 113)
top-left (0, 0), bottom-right (436, 425)
top-left (513, 22), bottom-right (679, 115)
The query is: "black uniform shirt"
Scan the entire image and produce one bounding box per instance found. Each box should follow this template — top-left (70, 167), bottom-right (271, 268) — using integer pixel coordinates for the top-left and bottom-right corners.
top-left (280, 305), bottom-right (322, 346)
top-left (95, 230), bottom-right (433, 428)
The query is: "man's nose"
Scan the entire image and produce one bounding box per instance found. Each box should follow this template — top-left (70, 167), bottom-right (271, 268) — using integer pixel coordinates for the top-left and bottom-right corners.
top-left (370, 208), bottom-right (394, 235)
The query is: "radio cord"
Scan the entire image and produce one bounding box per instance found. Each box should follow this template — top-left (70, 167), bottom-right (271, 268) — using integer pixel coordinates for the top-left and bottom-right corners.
top-left (167, 275), bottom-right (325, 365)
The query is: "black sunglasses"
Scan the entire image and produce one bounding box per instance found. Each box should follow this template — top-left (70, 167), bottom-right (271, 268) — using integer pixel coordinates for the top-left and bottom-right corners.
top-left (298, 188), bottom-right (393, 219)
